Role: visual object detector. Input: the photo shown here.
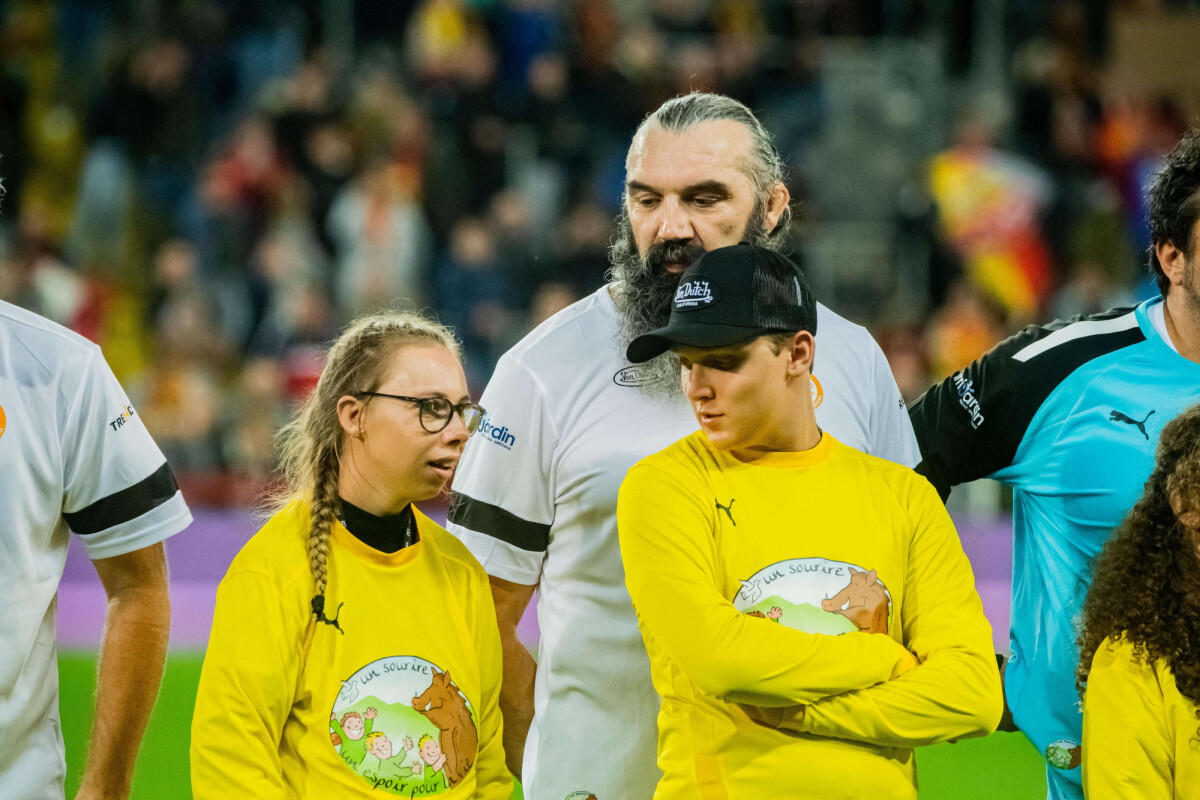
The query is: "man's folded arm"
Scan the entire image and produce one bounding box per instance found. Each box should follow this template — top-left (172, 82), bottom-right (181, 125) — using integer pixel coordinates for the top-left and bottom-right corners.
top-left (618, 462), bottom-right (917, 707)
top-left (798, 480), bottom-right (1003, 747)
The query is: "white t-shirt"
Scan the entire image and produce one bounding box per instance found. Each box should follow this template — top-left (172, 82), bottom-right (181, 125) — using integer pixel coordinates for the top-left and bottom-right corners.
top-left (447, 286), bottom-right (918, 800)
top-left (0, 301), bottom-right (192, 800)
top-left (1149, 298), bottom-right (1178, 353)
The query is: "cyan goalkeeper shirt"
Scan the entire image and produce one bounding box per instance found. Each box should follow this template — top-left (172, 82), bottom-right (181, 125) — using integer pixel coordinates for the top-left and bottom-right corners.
top-left (909, 296), bottom-right (1200, 800)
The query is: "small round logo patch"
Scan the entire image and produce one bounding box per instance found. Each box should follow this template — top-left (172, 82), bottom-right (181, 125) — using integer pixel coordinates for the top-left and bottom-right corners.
top-left (810, 375), bottom-right (823, 409)
top-left (1044, 739), bottom-right (1081, 770)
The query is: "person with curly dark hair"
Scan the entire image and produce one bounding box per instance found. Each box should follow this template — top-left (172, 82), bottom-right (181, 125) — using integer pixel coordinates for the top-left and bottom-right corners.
top-left (908, 128), bottom-right (1200, 800)
top-left (1077, 402), bottom-right (1200, 798)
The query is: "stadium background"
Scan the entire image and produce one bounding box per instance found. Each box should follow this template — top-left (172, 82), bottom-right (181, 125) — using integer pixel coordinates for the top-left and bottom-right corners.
top-left (2, 0), bottom-right (1198, 796)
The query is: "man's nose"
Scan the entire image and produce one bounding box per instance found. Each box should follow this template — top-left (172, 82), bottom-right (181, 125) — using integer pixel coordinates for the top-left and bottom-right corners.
top-left (657, 196), bottom-right (695, 242)
top-left (684, 366), bottom-right (714, 401)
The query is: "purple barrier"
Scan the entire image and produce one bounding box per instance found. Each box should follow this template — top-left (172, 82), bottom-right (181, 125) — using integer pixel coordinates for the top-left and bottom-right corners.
top-left (57, 510), bottom-right (1015, 651)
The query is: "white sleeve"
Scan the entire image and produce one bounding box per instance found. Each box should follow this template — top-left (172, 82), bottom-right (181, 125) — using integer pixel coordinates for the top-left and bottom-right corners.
top-left (867, 338), bottom-right (920, 468)
top-left (60, 346), bottom-right (192, 559)
top-left (446, 351), bottom-right (558, 585)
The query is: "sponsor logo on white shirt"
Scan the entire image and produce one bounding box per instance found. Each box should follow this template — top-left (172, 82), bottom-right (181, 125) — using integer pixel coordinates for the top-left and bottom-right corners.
top-left (109, 404), bottom-right (136, 431)
top-left (612, 365), bottom-right (668, 388)
top-left (478, 416), bottom-right (516, 450)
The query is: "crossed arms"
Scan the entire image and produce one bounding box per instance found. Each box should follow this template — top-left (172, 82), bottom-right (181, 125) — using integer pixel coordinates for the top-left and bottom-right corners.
top-left (616, 462), bottom-right (1003, 749)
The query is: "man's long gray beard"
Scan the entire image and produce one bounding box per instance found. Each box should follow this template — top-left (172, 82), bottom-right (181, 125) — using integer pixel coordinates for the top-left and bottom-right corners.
top-left (607, 202), bottom-right (773, 400)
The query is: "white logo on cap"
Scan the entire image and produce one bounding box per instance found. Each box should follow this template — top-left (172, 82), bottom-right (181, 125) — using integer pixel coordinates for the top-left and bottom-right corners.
top-left (674, 279), bottom-right (715, 309)
top-left (793, 276), bottom-right (803, 304)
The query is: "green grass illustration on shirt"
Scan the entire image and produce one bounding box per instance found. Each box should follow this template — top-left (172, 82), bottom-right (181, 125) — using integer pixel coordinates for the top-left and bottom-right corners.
top-left (745, 595), bottom-right (857, 636)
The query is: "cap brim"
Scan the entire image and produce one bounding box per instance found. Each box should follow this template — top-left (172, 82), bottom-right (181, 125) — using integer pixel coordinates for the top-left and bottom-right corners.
top-left (626, 323), bottom-right (774, 363)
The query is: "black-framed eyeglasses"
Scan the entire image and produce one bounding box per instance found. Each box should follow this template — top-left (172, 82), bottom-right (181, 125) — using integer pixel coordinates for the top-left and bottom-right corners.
top-left (355, 392), bottom-right (486, 435)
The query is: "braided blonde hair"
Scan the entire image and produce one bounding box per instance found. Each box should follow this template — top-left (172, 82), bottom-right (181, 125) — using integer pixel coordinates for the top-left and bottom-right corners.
top-left (268, 310), bottom-right (459, 655)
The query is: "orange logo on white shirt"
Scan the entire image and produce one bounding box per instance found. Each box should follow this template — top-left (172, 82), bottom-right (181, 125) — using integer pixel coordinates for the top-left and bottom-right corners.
top-left (810, 375), bottom-right (823, 409)
top-left (0, 403), bottom-right (6, 439)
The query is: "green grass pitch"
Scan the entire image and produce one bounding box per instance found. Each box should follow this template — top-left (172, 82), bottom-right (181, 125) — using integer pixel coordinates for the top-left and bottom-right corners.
top-left (59, 652), bottom-right (1047, 799)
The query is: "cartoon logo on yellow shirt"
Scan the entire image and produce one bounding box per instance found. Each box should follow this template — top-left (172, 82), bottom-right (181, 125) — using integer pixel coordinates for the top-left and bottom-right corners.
top-left (734, 558), bottom-right (891, 635)
top-left (1045, 739), bottom-right (1081, 770)
top-left (330, 656), bottom-right (479, 795)
top-left (810, 375), bottom-right (823, 409)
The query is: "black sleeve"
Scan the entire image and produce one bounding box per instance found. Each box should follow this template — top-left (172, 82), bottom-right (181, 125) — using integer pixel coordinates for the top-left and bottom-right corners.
top-left (908, 307), bottom-right (1144, 500)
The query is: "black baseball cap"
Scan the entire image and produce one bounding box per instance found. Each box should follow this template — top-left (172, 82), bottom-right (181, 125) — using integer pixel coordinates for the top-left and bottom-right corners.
top-left (626, 244), bottom-right (818, 363)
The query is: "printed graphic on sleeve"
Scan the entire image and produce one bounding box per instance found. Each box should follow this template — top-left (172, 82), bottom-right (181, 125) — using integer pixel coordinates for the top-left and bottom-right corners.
top-left (733, 558), bottom-right (892, 635)
top-left (477, 415), bottom-right (516, 450)
top-left (330, 656), bottom-right (479, 795)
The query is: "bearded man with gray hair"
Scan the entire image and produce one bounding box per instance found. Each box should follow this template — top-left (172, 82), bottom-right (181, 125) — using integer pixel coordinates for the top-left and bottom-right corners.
top-left (447, 92), bottom-right (919, 800)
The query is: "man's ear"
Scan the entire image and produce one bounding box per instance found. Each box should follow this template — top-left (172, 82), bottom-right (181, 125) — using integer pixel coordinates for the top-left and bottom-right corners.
top-left (785, 331), bottom-right (815, 378)
top-left (763, 181), bottom-right (791, 235)
top-left (1156, 240), bottom-right (1187, 293)
top-left (337, 395), bottom-right (366, 439)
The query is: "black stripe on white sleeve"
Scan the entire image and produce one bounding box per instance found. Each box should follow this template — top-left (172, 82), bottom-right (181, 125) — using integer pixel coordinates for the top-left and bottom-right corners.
top-left (448, 492), bottom-right (551, 553)
top-left (64, 462), bottom-right (181, 535)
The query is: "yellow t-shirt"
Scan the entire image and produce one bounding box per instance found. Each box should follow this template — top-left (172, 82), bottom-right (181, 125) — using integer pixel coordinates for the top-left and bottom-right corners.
top-left (1083, 635), bottom-right (1200, 800)
top-left (617, 432), bottom-right (1002, 800)
top-left (191, 501), bottom-right (511, 800)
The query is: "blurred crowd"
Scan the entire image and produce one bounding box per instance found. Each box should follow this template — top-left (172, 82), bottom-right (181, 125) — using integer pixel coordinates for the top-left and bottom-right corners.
top-left (0, 0), bottom-right (1196, 500)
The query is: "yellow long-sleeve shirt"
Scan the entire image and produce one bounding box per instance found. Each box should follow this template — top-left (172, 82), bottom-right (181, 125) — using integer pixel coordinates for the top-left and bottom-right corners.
top-left (1083, 636), bottom-right (1200, 800)
top-left (617, 432), bottom-right (1002, 800)
top-left (191, 501), bottom-right (511, 800)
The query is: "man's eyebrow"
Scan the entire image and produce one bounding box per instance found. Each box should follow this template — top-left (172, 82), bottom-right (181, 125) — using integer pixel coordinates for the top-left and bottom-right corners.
top-left (680, 180), bottom-right (733, 198)
top-left (625, 180), bottom-right (734, 198)
top-left (625, 180), bottom-right (659, 195)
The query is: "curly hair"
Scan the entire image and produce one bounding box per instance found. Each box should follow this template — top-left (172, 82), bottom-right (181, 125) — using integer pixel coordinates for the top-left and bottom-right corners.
top-left (1147, 128), bottom-right (1200, 295)
top-left (1077, 403), bottom-right (1200, 717)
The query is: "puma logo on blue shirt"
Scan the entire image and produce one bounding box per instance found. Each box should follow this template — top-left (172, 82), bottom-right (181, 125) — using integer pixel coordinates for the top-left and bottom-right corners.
top-left (1108, 409), bottom-right (1155, 440)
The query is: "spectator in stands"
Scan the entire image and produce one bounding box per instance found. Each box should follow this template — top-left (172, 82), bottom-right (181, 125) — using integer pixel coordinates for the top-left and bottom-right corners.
top-left (328, 157), bottom-right (433, 316)
top-left (435, 216), bottom-right (517, 386)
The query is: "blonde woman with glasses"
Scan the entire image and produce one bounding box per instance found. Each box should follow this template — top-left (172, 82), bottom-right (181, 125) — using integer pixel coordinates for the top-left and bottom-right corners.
top-left (192, 310), bottom-right (510, 799)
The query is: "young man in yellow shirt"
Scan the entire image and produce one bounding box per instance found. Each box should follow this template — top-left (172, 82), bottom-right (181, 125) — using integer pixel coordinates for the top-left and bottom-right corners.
top-left (617, 244), bottom-right (1003, 799)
